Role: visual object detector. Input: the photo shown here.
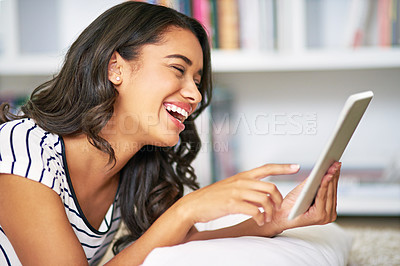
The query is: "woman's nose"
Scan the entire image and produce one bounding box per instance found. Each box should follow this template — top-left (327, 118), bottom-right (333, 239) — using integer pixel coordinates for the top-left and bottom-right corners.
top-left (181, 79), bottom-right (202, 104)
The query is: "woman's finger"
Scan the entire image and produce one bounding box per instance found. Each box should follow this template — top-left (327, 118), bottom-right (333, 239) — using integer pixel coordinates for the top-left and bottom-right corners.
top-left (233, 201), bottom-right (265, 226)
top-left (240, 190), bottom-right (275, 223)
top-left (327, 161), bottom-right (341, 175)
top-left (262, 196), bottom-right (274, 223)
top-left (241, 164), bottom-right (300, 180)
top-left (328, 162), bottom-right (340, 219)
top-left (228, 178), bottom-right (283, 208)
top-left (325, 176), bottom-right (334, 218)
top-left (332, 165), bottom-right (340, 217)
top-left (333, 162), bottom-right (341, 190)
top-left (314, 174), bottom-right (332, 214)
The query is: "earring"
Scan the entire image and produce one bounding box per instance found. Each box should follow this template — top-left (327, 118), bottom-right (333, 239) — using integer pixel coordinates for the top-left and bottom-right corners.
top-left (116, 76), bottom-right (121, 81)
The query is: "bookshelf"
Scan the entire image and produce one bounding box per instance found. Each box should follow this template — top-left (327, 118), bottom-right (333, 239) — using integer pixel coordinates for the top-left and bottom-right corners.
top-left (212, 48), bottom-right (400, 72)
top-left (1, 0), bottom-right (399, 216)
top-left (1, 0), bottom-right (400, 75)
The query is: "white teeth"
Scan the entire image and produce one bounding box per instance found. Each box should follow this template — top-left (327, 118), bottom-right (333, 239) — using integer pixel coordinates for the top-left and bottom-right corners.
top-left (164, 104), bottom-right (189, 119)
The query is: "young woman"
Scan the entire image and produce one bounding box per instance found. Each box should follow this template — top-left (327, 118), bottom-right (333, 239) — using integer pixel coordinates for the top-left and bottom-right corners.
top-left (0, 1), bottom-right (341, 265)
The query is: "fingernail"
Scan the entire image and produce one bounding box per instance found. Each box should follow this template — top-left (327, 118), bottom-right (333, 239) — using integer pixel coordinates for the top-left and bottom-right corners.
top-left (290, 164), bottom-right (300, 170)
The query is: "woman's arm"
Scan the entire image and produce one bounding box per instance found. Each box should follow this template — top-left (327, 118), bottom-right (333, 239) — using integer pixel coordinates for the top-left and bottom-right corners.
top-left (0, 163), bottom-right (303, 266)
top-left (106, 199), bottom-right (193, 265)
top-left (0, 172), bottom-right (195, 266)
top-left (107, 163), bottom-right (300, 265)
top-left (0, 174), bottom-right (88, 265)
top-left (184, 162), bottom-right (341, 242)
top-left (0, 173), bottom-right (198, 266)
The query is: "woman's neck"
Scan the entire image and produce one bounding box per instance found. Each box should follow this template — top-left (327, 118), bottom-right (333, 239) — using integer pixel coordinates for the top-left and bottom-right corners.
top-left (62, 130), bottom-right (143, 229)
top-left (62, 132), bottom-right (142, 185)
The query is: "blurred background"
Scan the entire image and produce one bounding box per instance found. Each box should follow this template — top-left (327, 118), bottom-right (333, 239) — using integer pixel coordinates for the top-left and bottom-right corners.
top-left (0, 0), bottom-right (399, 217)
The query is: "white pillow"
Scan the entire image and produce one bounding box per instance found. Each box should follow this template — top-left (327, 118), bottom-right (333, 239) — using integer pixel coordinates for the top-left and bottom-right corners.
top-left (143, 215), bottom-right (352, 266)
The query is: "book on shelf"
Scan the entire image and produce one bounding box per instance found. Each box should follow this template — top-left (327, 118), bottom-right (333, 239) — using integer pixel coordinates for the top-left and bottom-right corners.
top-left (172, 0), bottom-right (193, 17)
top-left (378, 0), bottom-right (391, 46)
top-left (238, 0), bottom-right (276, 51)
top-left (210, 0), bottom-right (219, 49)
top-left (217, 0), bottom-right (239, 50)
top-left (307, 0), bottom-right (400, 49)
top-left (238, 0), bottom-right (261, 50)
top-left (192, 0), bottom-right (211, 39)
top-left (139, 0), bottom-right (279, 51)
top-left (192, 0), bottom-right (219, 48)
top-left (354, 0), bottom-right (400, 48)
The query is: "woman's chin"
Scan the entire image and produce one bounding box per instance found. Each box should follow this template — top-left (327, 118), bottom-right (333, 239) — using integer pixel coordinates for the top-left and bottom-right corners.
top-left (151, 135), bottom-right (180, 148)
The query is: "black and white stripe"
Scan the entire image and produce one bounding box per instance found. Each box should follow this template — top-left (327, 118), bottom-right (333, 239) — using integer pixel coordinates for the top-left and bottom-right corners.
top-left (0, 119), bottom-right (121, 265)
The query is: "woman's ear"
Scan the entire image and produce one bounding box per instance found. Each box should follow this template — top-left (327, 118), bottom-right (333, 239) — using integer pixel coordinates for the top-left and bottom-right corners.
top-left (108, 51), bottom-right (123, 86)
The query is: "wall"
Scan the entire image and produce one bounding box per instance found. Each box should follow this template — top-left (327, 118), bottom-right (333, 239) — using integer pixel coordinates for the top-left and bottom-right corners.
top-left (212, 68), bottom-right (400, 173)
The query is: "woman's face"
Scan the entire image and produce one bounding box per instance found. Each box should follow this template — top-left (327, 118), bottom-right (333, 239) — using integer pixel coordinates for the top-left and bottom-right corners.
top-left (109, 27), bottom-right (203, 147)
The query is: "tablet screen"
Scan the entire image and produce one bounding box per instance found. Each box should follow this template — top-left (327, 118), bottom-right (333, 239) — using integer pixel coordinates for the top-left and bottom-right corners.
top-left (287, 91), bottom-right (373, 220)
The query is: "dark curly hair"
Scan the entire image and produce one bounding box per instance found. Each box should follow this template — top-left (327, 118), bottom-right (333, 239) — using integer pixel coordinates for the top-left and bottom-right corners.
top-left (0, 1), bottom-right (212, 254)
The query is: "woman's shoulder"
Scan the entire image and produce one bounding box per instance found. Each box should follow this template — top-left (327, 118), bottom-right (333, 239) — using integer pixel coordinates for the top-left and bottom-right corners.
top-left (0, 118), bottom-right (60, 148)
top-left (1, 118), bottom-right (44, 139)
top-left (0, 118), bottom-right (65, 191)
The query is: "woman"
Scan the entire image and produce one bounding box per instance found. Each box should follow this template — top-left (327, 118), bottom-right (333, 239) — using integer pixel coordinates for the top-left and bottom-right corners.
top-left (0, 1), bottom-right (341, 265)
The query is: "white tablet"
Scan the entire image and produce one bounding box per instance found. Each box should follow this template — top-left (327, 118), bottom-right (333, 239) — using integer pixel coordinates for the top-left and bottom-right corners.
top-left (287, 91), bottom-right (374, 220)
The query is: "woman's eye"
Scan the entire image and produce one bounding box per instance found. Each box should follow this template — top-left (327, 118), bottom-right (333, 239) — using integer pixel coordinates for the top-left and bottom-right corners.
top-left (173, 66), bottom-right (184, 74)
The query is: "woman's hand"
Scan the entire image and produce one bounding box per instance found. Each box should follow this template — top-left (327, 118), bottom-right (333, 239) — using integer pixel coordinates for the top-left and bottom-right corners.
top-left (177, 164), bottom-right (301, 228)
top-left (266, 161), bottom-right (341, 234)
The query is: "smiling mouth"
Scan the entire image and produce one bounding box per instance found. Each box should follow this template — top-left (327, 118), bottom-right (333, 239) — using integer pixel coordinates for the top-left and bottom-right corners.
top-left (164, 103), bottom-right (189, 123)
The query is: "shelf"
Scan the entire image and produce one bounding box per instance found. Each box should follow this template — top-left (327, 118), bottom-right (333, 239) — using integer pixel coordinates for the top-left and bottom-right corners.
top-left (211, 48), bottom-right (400, 72)
top-left (275, 182), bottom-right (400, 216)
top-left (1, 48), bottom-right (400, 76)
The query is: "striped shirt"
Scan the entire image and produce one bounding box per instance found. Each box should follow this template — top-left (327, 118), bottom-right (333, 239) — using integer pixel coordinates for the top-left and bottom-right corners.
top-left (0, 118), bottom-right (121, 265)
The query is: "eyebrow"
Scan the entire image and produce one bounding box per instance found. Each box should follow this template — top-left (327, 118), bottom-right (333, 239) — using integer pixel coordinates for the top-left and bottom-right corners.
top-left (165, 54), bottom-right (192, 65)
top-left (165, 54), bottom-right (203, 76)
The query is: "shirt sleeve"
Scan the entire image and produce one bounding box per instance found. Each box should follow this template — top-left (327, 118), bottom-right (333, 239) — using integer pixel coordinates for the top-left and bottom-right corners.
top-left (0, 119), bottom-right (63, 194)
